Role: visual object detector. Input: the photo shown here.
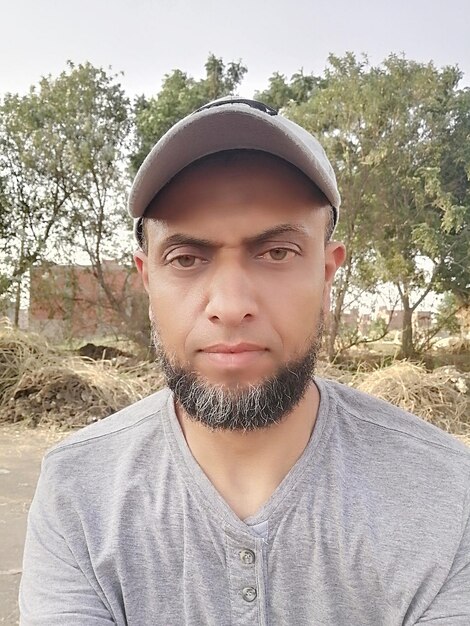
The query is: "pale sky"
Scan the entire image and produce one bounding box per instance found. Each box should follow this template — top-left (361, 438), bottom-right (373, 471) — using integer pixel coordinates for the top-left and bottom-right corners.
top-left (1, 0), bottom-right (469, 99)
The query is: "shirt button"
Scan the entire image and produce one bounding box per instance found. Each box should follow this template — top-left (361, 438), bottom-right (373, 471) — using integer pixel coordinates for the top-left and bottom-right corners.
top-left (242, 586), bottom-right (257, 602)
top-left (239, 549), bottom-right (255, 565)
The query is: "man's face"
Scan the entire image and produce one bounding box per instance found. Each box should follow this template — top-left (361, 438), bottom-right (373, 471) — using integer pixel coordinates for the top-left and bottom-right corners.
top-left (135, 153), bottom-right (345, 428)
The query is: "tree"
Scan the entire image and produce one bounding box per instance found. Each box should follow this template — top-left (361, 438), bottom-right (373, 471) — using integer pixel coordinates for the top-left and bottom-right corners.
top-left (435, 88), bottom-right (470, 309)
top-left (1, 81), bottom-right (77, 323)
top-left (0, 62), bottom-right (135, 335)
top-left (283, 54), bottom-right (468, 359)
top-left (365, 57), bottom-right (465, 357)
top-left (284, 54), bottom-right (382, 359)
top-left (131, 54), bottom-right (247, 172)
top-left (48, 63), bottom-right (134, 336)
top-left (254, 70), bottom-right (320, 110)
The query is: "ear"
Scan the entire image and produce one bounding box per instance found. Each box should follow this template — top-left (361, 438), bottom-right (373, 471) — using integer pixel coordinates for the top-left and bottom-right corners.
top-left (134, 250), bottom-right (150, 294)
top-left (323, 241), bottom-right (346, 311)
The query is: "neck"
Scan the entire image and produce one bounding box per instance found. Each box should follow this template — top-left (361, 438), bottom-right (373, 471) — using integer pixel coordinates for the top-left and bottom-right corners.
top-left (175, 381), bottom-right (320, 520)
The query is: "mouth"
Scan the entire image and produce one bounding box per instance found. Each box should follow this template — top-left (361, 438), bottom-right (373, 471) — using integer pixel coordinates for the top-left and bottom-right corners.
top-left (202, 343), bottom-right (266, 354)
top-left (199, 344), bottom-right (268, 368)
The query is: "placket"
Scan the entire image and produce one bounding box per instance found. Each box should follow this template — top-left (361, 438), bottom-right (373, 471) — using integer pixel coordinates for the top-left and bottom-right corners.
top-left (225, 529), bottom-right (268, 626)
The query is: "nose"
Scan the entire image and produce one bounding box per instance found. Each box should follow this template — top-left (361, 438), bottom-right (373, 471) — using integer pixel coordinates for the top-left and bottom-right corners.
top-left (204, 262), bottom-right (259, 326)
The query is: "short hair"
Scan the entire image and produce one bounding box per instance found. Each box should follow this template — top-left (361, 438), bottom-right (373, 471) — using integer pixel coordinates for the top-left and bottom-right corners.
top-left (139, 150), bottom-right (336, 253)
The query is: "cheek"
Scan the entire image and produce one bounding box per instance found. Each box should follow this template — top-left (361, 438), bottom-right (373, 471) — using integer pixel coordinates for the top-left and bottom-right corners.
top-left (148, 277), bottom-right (203, 352)
top-left (289, 290), bottom-right (324, 335)
top-left (285, 257), bottom-right (325, 299)
top-left (263, 267), bottom-right (325, 343)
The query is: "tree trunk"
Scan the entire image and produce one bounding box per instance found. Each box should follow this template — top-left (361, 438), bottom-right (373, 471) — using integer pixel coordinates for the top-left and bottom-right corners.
top-left (13, 278), bottom-right (21, 327)
top-left (326, 250), bottom-right (354, 361)
top-left (13, 223), bottom-right (27, 327)
top-left (327, 296), bottom-right (343, 361)
top-left (399, 291), bottom-right (415, 359)
top-left (459, 305), bottom-right (470, 340)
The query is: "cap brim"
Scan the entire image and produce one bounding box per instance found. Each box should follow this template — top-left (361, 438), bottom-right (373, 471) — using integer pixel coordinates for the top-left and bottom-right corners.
top-left (128, 104), bottom-right (340, 220)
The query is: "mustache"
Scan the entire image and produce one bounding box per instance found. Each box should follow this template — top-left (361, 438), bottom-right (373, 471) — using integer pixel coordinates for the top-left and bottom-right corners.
top-left (149, 310), bottom-right (324, 431)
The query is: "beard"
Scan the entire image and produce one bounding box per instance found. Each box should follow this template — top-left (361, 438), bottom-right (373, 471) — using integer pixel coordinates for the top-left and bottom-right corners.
top-left (151, 314), bottom-right (324, 432)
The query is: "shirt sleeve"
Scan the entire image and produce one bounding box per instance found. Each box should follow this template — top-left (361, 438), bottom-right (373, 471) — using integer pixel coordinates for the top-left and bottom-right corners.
top-left (415, 493), bottom-right (470, 624)
top-left (19, 458), bottom-right (116, 625)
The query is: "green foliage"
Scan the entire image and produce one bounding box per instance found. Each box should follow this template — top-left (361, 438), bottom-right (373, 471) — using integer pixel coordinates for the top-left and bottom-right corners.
top-left (282, 53), bottom-right (469, 358)
top-left (369, 317), bottom-right (389, 339)
top-left (131, 53), bottom-right (247, 172)
top-left (254, 69), bottom-right (320, 110)
top-left (1, 53), bottom-right (468, 355)
top-left (435, 293), bottom-right (463, 335)
top-left (361, 57), bottom-right (468, 354)
top-left (435, 89), bottom-right (470, 306)
top-left (0, 61), bottom-right (131, 317)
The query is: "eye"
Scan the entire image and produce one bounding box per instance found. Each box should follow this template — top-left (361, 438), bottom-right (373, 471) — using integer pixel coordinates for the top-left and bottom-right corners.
top-left (259, 248), bottom-right (297, 262)
top-left (269, 248), bottom-right (288, 261)
top-left (169, 255), bottom-right (200, 268)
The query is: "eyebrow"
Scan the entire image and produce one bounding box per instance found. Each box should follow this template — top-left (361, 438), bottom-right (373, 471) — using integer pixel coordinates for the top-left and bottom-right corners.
top-left (159, 224), bottom-right (310, 251)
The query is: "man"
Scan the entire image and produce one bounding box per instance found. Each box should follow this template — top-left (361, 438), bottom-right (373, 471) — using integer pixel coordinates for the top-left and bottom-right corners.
top-left (20, 98), bottom-right (470, 625)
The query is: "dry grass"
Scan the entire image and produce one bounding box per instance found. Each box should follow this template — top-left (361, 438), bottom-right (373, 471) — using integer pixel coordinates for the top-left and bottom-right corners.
top-left (0, 321), bottom-right (163, 428)
top-left (0, 321), bottom-right (53, 405)
top-left (1, 322), bottom-right (469, 442)
top-left (355, 361), bottom-right (470, 437)
top-left (316, 360), bottom-right (355, 385)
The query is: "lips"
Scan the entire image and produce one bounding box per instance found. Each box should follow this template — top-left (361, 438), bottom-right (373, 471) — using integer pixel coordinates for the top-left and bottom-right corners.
top-left (199, 343), bottom-right (267, 369)
top-left (201, 343), bottom-right (265, 354)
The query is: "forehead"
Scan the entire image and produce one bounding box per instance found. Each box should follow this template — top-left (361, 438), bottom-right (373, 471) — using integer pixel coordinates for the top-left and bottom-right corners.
top-left (143, 151), bottom-right (329, 244)
top-left (148, 150), bottom-right (327, 210)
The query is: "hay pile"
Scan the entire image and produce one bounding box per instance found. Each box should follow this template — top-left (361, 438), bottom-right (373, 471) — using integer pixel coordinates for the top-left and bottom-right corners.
top-left (355, 362), bottom-right (470, 442)
top-left (0, 322), bottom-right (163, 428)
top-left (316, 361), bottom-right (354, 386)
top-left (0, 323), bottom-right (469, 444)
top-left (0, 323), bottom-right (53, 407)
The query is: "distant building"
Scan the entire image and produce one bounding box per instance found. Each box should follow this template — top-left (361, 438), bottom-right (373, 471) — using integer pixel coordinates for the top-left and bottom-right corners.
top-left (413, 310), bottom-right (432, 332)
top-left (376, 307), bottom-right (433, 334)
top-left (29, 261), bottom-right (145, 341)
top-left (376, 306), bottom-right (404, 331)
top-left (341, 308), bottom-right (359, 328)
top-left (335, 308), bottom-right (372, 338)
top-left (358, 313), bottom-right (372, 337)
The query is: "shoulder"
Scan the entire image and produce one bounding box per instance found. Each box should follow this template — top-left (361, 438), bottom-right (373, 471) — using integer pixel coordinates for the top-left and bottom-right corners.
top-left (321, 377), bottom-right (470, 456)
top-left (31, 388), bottom-right (176, 544)
top-left (42, 387), bottom-right (172, 470)
top-left (318, 378), bottom-right (470, 494)
top-left (317, 378), bottom-right (470, 529)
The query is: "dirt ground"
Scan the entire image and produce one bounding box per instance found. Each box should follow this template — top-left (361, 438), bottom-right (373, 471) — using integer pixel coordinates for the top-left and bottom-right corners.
top-left (0, 425), bottom-right (69, 625)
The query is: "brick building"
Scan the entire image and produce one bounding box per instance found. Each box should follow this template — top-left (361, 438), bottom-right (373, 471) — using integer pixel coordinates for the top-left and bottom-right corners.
top-left (29, 261), bottom-right (146, 341)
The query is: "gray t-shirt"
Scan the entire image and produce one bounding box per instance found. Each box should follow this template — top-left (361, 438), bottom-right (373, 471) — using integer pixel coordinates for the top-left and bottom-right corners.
top-left (19, 378), bottom-right (470, 625)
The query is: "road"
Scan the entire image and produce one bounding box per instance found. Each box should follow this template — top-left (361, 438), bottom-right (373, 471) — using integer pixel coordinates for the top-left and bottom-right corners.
top-left (0, 425), bottom-right (68, 625)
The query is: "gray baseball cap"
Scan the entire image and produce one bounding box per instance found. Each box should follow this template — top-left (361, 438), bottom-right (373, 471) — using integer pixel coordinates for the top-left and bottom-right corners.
top-left (128, 97), bottom-right (340, 244)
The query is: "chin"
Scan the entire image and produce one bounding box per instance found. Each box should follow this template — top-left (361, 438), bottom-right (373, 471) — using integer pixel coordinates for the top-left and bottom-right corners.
top-left (198, 372), bottom-right (269, 390)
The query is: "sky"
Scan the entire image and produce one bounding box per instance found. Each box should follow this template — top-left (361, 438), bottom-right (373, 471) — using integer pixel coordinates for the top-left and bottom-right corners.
top-left (2, 0), bottom-right (467, 314)
top-left (1, 0), bottom-right (469, 99)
